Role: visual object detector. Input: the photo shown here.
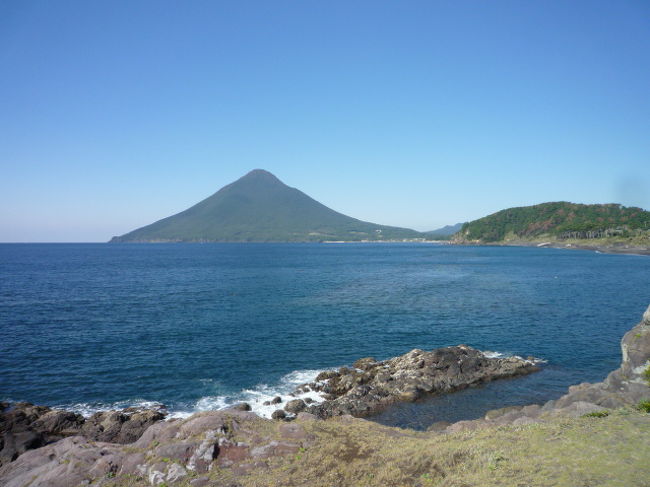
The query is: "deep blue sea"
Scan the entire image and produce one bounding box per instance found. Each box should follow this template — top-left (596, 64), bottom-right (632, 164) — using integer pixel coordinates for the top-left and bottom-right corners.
top-left (1, 243), bottom-right (648, 430)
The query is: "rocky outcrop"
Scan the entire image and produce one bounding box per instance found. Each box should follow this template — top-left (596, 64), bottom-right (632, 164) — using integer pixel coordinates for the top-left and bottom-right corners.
top-left (0, 403), bottom-right (85, 467)
top-left (0, 410), bottom-right (314, 487)
top-left (0, 403), bottom-right (165, 467)
top-left (300, 345), bottom-right (540, 418)
top-left (80, 407), bottom-right (166, 444)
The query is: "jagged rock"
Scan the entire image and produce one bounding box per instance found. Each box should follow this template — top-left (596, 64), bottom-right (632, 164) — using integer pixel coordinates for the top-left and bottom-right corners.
top-left (271, 396), bottom-right (282, 405)
top-left (315, 370), bottom-right (339, 382)
top-left (81, 408), bottom-right (166, 444)
top-left (0, 403), bottom-right (85, 467)
top-left (353, 357), bottom-right (378, 371)
top-left (304, 345), bottom-right (539, 418)
top-left (0, 403), bottom-right (165, 468)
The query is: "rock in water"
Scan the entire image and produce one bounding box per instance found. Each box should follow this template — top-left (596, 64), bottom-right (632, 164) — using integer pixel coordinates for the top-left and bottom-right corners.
top-left (303, 345), bottom-right (540, 418)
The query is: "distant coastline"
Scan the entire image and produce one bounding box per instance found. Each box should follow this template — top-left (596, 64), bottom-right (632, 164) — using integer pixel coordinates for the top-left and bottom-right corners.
top-left (449, 240), bottom-right (650, 256)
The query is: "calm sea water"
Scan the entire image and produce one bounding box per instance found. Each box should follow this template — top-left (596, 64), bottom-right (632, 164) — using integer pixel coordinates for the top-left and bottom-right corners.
top-left (1, 243), bottom-right (648, 429)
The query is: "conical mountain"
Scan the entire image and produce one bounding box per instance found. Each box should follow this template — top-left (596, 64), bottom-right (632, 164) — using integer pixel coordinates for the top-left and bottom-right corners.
top-left (110, 169), bottom-right (423, 242)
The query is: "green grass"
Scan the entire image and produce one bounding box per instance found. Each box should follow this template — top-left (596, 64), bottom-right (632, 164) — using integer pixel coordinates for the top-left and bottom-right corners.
top-left (582, 411), bottom-right (610, 418)
top-left (637, 399), bottom-right (650, 413)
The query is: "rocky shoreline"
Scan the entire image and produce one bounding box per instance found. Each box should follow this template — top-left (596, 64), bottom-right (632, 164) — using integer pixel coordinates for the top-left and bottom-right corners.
top-left (452, 239), bottom-right (650, 256)
top-left (1, 306), bottom-right (648, 486)
top-left (286, 345), bottom-right (540, 419)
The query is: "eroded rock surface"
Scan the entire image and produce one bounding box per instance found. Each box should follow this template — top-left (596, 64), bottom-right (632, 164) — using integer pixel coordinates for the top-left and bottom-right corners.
top-left (0, 410), bottom-right (314, 487)
top-left (302, 345), bottom-right (540, 418)
top-left (0, 403), bottom-right (165, 467)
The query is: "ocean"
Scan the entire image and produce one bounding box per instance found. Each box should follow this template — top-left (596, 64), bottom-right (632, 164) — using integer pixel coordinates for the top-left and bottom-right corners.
top-left (1, 243), bottom-right (648, 430)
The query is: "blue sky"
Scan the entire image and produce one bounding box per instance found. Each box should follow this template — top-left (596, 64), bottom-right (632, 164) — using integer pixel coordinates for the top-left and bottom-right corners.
top-left (1, 1), bottom-right (649, 241)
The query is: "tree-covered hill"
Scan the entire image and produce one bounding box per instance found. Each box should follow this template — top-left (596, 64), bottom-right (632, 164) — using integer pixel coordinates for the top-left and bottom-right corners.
top-left (110, 169), bottom-right (424, 242)
top-left (454, 202), bottom-right (650, 243)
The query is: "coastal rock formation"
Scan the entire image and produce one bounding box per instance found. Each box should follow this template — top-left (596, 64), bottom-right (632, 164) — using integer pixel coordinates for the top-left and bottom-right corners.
top-left (301, 345), bottom-right (540, 418)
top-left (0, 403), bottom-right (165, 467)
top-left (0, 403), bottom-right (84, 467)
top-left (0, 410), bottom-right (312, 487)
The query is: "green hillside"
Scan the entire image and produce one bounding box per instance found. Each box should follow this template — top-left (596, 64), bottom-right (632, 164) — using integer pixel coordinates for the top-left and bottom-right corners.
top-left (455, 202), bottom-right (650, 243)
top-left (110, 169), bottom-right (423, 242)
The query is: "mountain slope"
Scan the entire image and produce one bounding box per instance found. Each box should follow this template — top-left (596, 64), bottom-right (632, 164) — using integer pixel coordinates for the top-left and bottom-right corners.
top-left (110, 170), bottom-right (423, 242)
top-left (453, 202), bottom-right (650, 243)
top-left (426, 222), bottom-right (464, 238)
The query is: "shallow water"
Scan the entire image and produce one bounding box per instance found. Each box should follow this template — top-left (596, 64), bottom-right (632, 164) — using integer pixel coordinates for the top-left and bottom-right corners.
top-left (1, 243), bottom-right (648, 429)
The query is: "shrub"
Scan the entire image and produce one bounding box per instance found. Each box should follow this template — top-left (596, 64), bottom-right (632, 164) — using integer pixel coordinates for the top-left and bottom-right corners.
top-left (637, 399), bottom-right (650, 413)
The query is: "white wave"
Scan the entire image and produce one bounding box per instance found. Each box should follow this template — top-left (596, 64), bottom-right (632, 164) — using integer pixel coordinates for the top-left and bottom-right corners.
top-left (43, 369), bottom-right (332, 420)
top-left (189, 368), bottom-right (329, 419)
top-left (59, 399), bottom-right (166, 418)
top-left (481, 350), bottom-right (507, 359)
top-left (481, 350), bottom-right (547, 365)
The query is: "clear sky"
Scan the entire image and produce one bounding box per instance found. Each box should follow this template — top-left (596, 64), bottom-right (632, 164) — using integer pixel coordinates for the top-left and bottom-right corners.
top-left (1, 0), bottom-right (649, 242)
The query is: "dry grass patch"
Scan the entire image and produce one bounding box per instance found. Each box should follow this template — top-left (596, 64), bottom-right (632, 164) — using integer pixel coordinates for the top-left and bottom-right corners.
top-left (214, 409), bottom-right (650, 487)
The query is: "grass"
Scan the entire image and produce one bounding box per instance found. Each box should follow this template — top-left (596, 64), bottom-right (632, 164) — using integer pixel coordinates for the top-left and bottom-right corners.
top-left (582, 411), bottom-right (610, 418)
top-left (102, 407), bottom-right (650, 487)
top-left (207, 408), bottom-right (650, 487)
top-left (637, 399), bottom-right (650, 413)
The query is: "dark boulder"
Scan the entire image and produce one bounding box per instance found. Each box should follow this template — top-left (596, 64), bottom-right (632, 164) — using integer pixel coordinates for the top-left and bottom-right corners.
top-left (284, 399), bottom-right (306, 414)
top-left (229, 403), bottom-right (252, 412)
top-left (271, 410), bottom-right (286, 420)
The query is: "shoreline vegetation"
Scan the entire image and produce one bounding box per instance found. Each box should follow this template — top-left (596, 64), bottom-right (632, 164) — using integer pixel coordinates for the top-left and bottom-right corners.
top-left (451, 201), bottom-right (650, 256)
top-left (2, 306), bottom-right (649, 486)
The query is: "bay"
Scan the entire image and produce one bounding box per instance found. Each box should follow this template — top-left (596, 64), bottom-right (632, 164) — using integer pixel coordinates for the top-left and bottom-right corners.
top-left (1, 243), bottom-right (648, 429)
